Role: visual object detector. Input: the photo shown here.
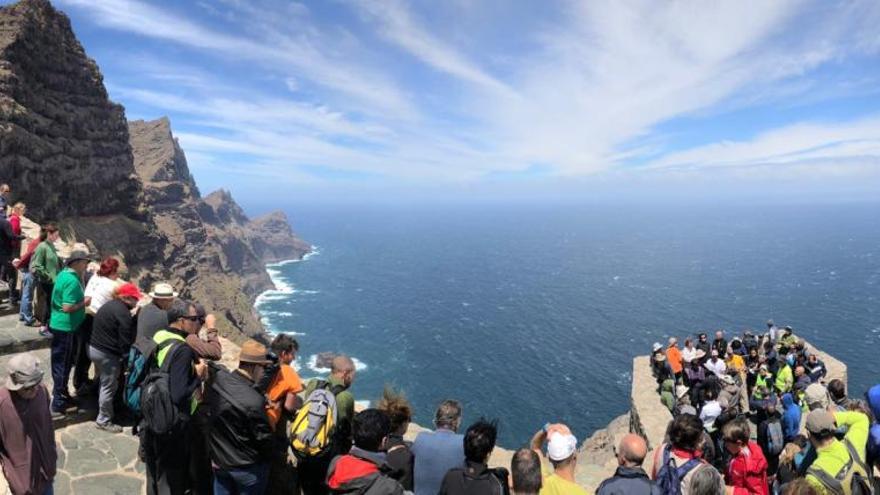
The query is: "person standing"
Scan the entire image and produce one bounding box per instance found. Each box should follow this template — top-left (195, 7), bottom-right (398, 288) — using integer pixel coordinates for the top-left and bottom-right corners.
top-left (439, 419), bottom-right (509, 495)
top-left (13, 223), bottom-right (40, 326)
top-left (136, 282), bottom-right (177, 342)
top-left (325, 409), bottom-right (405, 494)
top-left (712, 330), bottom-right (728, 358)
top-left (529, 423), bottom-right (588, 495)
top-left (0, 353), bottom-right (57, 495)
top-left (377, 387), bottom-right (415, 491)
top-left (207, 339), bottom-right (274, 495)
top-left (412, 400), bottom-right (466, 495)
top-left (596, 434), bottom-right (654, 495)
top-left (30, 223), bottom-right (62, 338)
top-left (263, 333), bottom-right (304, 495)
top-left (298, 355), bottom-right (357, 495)
top-left (510, 449), bottom-right (542, 495)
top-left (48, 250), bottom-right (92, 417)
top-left (666, 337), bottom-right (683, 383)
top-left (721, 418), bottom-right (768, 495)
top-left (88, 283), bottom-right (142, 432)
top-left (142, 299), bottom-right (208, 495)
top-left (0, 214), bottom-right (19, 306)
top-left (804, 408), bottom-right (870, 494)
top-left (0, 184), bottom-right (10, 216)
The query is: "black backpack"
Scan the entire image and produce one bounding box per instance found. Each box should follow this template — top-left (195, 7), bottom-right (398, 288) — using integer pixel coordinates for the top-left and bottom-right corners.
top-left (140, 339), bottom-right (186, 435)
top-left (654, 445), bottom-right (703, 495)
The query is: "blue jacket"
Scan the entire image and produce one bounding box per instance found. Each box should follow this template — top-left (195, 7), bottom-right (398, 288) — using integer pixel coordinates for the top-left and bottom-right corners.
top-left (411, 428), bottom-right (464, 495)
top-left (781, 393), bottom-right (801, 441)
top-left (596, 466), bottom-right (655, 495)
top-left (867, 384), bottom-right (880, 466)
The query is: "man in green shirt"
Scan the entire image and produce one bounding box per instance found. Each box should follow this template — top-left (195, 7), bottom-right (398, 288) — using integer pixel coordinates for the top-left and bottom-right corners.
top-left (48, 250), bottom-right (92, 416)
top-left (299, 355), bottom-right (356, 495)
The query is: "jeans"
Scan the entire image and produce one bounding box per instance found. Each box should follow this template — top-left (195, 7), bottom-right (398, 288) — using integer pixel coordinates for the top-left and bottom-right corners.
top-left (73, 315), bottom-right (94, 390)
top-left (213, 463), bottom-right (269, 495)
top-left (50, 328), bottom-right (75, 411)
top-left (19, 269), bottom-right (35, 323)
top-left (88, 345), bottom-right (121, 425)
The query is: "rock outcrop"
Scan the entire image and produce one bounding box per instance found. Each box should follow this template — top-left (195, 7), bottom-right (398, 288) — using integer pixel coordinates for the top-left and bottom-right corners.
top-left (0, 0), bottom-right (310, 342)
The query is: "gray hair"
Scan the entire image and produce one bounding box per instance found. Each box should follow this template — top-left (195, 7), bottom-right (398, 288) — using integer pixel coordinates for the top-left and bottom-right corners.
top-left (434, 400), bottom-right (462, 430)
top-left (690, 465), bottom-right (724, 495)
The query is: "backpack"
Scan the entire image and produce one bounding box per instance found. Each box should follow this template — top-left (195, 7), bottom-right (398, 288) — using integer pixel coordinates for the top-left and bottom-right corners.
top-left (765, 419), bottom-right (785, 456)
top-left (290, 380), bottom-right (346, 458)
top-left (654, 445), bottom-right (702, 495)
top-left (140, 340), bottom-right (186, 435)
top-left (807, 438), bottom-right (874, 495)
top-left (124, 337), bottom-right (176, 416)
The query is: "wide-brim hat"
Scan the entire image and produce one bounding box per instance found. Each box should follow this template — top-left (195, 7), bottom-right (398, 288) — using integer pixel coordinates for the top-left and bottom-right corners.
top-left (676, 385), bottom-right (690, 399)
top-left (148, 282), bottom-right (178, 299)
top-left (65, 249), bottom-right (93, 266)
top-left (239, 339), bottom-right (273, 365)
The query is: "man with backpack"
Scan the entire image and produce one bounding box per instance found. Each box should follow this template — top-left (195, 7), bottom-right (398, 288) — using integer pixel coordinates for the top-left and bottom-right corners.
top-left (439, 419), bottom-right (509, 495)
top-left (596, 434), bottom-right (654, 495)
top-left (651, 414), bottom-right (722, 494)
top-left (206, 339), bottom-right (274, 495)
top-left (756, 403), bottom-right (785, 477)
top-left (804, 408), bottom-right (872, 495)
top-left (295, 355), bottom-right (357, 495)
top-left (140, 299), bottom-right (207, 495)
top-left (325, 409), bottom-right (405, 494)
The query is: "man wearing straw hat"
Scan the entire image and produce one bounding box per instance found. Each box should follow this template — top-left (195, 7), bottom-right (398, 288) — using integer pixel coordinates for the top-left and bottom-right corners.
top-left (0, 353), bottom-right (57, 495)
top-left (136, 282), bottom-right (178, 342)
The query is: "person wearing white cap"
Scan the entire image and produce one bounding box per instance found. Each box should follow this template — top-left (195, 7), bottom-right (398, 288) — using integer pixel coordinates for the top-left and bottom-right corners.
top-left (135, 281), bottom-right (178, 342)
top-left (704, 349), bottom-right (727, 378)
top-left (0, 353), bottom-right (57, 495)
top-left (529, 423), bottom-right (588, 495)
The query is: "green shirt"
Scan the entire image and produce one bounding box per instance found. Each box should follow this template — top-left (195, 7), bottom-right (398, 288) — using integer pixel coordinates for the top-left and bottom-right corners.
top-left (304, 375), bottom-right (354, 433)
top-left (49, 267), bottom-right (85, 332)
top-left (31, 241), bottom-right (61, 283)
top-left (807, 411), bottom-right (870, 493)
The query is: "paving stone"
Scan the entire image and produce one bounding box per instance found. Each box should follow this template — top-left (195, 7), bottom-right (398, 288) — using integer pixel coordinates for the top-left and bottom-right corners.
top-left (104, 434), bottom-right (139, 469)
top-left (70, 474), bottom-right (143, 495)
top-left (53, 472), bottom-right (72, 495)
top-left (63, 447), bottom-right (118, 477)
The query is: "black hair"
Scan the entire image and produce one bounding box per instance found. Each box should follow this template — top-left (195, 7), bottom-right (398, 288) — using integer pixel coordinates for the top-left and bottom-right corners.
top-left (352, 409), bottom-right (391, 452)
top-left (827, 379), bottom-right (846, 401)
top-left (270, 333), bottom-right (300, 354)
top-left (463, 418), bottom-right (498, 463)
top-left (731, 340), bottom-right (742, 350)
top-left (166, 299), bottom-right (193, 323)
top-left (763, 341), bottom-right (773, 351)
top-left (511, 448), bottom-right (542, 493)
top-left (669, 414), bottom-right (704, 451)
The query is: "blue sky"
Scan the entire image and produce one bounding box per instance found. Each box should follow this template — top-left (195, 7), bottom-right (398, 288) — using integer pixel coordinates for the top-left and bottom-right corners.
top-left (21, 0), bottom-right (880, 204)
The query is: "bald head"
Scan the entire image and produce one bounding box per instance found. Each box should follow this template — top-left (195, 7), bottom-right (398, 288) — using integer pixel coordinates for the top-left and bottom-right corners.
top-left (331, 355), bottom-right (356, 388)
top-left (617, 434), bottom-right (648, 467)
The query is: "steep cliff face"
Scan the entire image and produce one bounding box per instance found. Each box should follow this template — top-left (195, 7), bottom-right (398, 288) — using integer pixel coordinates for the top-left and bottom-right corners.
top-left (0, 0), bottom-right (310, 342)
top-left (0, 0), bottom-right (140, 219)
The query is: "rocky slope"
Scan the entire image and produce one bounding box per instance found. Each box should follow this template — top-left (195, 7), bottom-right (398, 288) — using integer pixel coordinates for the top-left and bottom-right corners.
top-left (0, 0), bottom-right (310, 342)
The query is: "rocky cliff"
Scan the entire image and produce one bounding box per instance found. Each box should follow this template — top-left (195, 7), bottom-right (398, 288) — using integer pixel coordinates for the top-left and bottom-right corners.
top-left (0, 0), bottom-right (310, 342)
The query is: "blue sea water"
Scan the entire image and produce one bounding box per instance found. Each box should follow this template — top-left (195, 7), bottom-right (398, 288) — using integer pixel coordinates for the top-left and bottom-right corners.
top-left (253, 201), bottom-right (880, 447)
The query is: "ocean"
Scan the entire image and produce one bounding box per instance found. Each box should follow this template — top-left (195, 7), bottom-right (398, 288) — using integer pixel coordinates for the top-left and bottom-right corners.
top-left (253, 201), bottom-right (880, 447)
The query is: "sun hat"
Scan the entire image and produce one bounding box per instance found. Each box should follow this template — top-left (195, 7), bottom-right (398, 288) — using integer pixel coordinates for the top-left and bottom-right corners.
top-left (116, 283), bottom-right (143, 301)
top-left (805, 409), bottom-right (836, 434)
top-left (678, 405), bottom-right (698, 416)
top-left (547, 431), bottom-right (578, 461)
top-left (652, 342), bottom-right (662, 352)
top-left (5, 353), bottom-right (43, 391)
top-left (239, 339), bottom-right (273, 365)
top-left (148, 282), bottom-right (178, 299)
top-left (64, 249), bottom-right (92, 266)
top-left (676, 385), bottom-right (689, 399)
top-left (668, 337), bottom-right (677, 346)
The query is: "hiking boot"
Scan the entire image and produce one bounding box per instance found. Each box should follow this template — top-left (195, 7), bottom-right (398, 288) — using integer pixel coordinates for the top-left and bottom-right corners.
top-left (50, 410), bottom-right (66, 421)
top-left (95, 422), bottom-right (123, 434)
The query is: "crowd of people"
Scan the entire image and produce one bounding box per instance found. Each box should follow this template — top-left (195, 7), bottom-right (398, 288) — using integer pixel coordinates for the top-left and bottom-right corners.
top-left (0, 202), bottom-right (879, 495)
top-left (648, 324), bottom-right (880, 494)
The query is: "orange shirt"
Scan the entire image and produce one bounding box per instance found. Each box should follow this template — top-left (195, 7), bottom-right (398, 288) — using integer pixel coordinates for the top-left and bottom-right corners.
top-left (266, 365), bottom-right (304, 430)
top-left (666, 346), bottom-right (683, 374)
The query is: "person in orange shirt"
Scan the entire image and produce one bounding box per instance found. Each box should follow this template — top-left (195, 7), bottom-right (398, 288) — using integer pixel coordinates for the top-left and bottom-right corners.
top-left (666, 337), bottom-right (684, 383)
top-left (266, 332), bottom-right (304, 494)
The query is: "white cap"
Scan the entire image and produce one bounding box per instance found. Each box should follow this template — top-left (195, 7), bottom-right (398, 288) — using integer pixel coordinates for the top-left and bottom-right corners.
top-left (652, 342), bottom-right (662, 352)
top-left (547, 431), bottom-right (577, 461)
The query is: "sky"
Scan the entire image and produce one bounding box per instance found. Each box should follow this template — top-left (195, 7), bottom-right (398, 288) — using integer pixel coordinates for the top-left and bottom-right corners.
top-left (18, 0), bottom-right (880, 205)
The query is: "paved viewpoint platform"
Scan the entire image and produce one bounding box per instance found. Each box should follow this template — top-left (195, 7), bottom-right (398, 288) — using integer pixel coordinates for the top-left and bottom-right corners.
top-left (0, 314), bottom-right (51, 355)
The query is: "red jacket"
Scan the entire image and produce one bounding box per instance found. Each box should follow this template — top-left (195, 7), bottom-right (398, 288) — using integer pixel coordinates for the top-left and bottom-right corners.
top-left (725, 441), bottom-right (768, 495)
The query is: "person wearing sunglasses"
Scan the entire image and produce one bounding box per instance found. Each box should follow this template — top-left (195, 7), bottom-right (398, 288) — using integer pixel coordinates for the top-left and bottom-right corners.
top-left (0, 353), bottom-right (56, 495)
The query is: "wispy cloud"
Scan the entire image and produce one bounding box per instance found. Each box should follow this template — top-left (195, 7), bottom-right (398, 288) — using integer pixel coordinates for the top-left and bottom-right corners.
top-left (51, 0), bottom-right (880, 199)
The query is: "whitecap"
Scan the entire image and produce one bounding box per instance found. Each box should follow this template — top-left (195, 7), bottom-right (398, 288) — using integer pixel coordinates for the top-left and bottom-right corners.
top-left (306, 354), bottom-right (368, 374)
top-left (267, 247), bottom-right (321, 268)
top-left (355, 400), bottom-right (371, 410)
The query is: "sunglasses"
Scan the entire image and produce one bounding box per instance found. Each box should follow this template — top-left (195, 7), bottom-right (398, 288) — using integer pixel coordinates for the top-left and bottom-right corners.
top-left (181, 315), bottom-right (202, 322)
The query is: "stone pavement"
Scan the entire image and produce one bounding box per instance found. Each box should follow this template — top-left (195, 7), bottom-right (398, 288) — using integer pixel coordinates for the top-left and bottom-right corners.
top-left (0, 314), bottom-right (51, 356)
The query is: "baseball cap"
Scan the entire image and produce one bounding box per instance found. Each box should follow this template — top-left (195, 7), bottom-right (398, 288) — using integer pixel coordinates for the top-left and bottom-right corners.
top-left (547, 431), bottom-right (578, 461)
top-left (116, 283), bottom-right (143, 301)
top-left (6, 353), bottom-right (43, 391)
top-left (805, 410), bottom-right (836, 434)
top-left (804, 383), bottom-right (830, 411)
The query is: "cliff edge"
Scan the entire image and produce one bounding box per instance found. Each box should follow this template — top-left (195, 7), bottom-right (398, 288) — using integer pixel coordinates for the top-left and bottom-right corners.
top-left (0, 0), bottom-right (310, 341)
